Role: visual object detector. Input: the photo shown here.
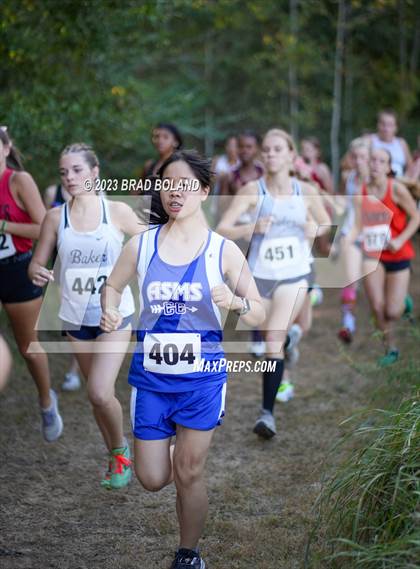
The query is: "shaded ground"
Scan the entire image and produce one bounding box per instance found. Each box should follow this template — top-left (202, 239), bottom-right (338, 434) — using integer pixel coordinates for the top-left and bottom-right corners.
top-left (1, 247), bottom-right (419, 569)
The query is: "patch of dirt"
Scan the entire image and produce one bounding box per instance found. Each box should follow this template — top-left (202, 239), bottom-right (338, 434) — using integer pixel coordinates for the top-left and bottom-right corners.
top-left (1, 247), bottom-right (419, 569)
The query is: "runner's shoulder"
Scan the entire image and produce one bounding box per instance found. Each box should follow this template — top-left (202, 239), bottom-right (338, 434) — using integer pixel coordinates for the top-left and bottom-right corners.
top-left (43, 205), bottom-right (62, 230)
top-left (237, 180), bottom-right (259, 200)
top-left (299, 179), bottom-right (320, 196)
top-left (221, 237), bottom-right (245, 260)
top-left (391, 179), bottom-right (410, 201)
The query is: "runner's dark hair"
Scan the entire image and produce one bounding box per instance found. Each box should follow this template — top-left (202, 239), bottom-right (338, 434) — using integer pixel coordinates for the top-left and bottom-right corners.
top-left (137, 150), bottom-right (213, 226)
top-left (155, 123), bottom-right (183, 149)
top-left (0, 128), bottom-right (24, 171)
top-left (239, 130), bottom-right (260, 145)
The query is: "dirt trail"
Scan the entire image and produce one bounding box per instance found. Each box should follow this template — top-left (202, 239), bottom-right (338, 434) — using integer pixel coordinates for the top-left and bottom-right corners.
top-left (1, 251), bottom-right (418, 569)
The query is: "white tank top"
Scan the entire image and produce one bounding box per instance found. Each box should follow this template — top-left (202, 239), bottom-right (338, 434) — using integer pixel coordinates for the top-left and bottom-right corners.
top-left (371, 134), bottom-right (406, 177)
top-left (248, 178), bottom-right (312, 281)
top-left (57, 197), bottom-right (134, 326)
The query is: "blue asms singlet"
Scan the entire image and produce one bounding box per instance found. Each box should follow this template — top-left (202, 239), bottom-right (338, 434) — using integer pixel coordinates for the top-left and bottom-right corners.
top-left (128, 226), bottom-right (227, 392)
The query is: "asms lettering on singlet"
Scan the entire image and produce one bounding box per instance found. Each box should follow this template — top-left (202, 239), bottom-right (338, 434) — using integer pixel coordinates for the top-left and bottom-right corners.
top-left (69, 249), bottom-right (108, 264)
top-left (147, 281), bottom-right (203, 302)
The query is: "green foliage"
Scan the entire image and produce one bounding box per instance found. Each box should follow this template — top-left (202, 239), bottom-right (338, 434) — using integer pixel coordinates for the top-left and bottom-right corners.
top-left (1, 0), bottom-right (419, 189)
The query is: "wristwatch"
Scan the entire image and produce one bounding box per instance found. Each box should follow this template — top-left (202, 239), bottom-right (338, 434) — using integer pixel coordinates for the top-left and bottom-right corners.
top-left (237, 297), bottom-right (251, 316)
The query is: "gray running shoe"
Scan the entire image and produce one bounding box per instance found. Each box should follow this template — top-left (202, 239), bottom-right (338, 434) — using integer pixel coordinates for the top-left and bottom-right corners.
top-left (285, 324), bottom-right (303, 369)
top-left (253, 409), bottom-right (276, 439)
top-left (41, 389), bottom-right (63, 442)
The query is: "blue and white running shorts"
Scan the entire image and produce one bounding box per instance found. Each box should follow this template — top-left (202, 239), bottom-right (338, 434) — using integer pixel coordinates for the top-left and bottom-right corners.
top-left (130, 382), bottom-right (227, 440)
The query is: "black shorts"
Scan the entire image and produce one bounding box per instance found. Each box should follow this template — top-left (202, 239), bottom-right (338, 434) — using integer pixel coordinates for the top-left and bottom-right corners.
top-left (254, 274), bottom-right (310, 300)
top-left (380, 259), bottom-right (411, 272)
top-left (307, 265), bottom-right (316, 293)
top-left (62, 315), bottom-right (133, 341)
top-left (0, 251), bottom-right (43, 304)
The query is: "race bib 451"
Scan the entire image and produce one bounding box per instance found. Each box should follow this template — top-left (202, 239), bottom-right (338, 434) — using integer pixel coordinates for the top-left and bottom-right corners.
top-left (258, 236), bottom-right (301, 270)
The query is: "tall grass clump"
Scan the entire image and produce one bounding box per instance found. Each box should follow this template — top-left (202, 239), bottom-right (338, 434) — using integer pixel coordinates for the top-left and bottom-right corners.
top-left (309, 391), bottom-right (420, 569)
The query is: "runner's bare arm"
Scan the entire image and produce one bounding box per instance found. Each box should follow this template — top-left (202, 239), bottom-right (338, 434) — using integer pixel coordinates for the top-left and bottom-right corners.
top-left (216, 182), bottom-right (259, 241)
top-left (28, 208), bottom-right (60, 286)
top-left (400, 138), bottom-right (413, 170)
top-left (3, 172), bottom-right (46, 240)
top-left (348, 194), bottom-right (362, 244)
top-left (211, 239), bottom-right (265, 328)
top-left (110, 201), bottom-right (148, 237)
top-left (302, 182), bottom-right (331, 238)
top-left (389, 181), bottom-right (420, 250)
top-left (100, 234), bottom-right (139, 331)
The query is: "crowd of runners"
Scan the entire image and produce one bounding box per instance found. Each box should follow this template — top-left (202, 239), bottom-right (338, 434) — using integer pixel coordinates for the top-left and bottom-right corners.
top-left (1, 109), bottom-right (419, 569)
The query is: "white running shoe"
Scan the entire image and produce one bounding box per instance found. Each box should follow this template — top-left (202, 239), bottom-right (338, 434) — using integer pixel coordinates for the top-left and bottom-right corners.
top-left (62, 372), bottom-right (81, 391)
top-left (41, 389), bottom-right (63, 442)
top-left (249, 340), bottom-right (266, 358)
top-left (276, 381), bottom-right (295, 402)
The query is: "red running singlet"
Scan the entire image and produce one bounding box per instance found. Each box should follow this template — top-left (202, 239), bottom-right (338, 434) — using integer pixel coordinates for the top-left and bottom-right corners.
top-left (0, 168), bottom-right (33, 254)
top-left (361, 179), bottom-right (414, 262)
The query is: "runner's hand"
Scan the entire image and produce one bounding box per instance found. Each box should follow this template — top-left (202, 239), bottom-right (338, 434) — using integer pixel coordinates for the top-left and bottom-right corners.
top-left (211, 284), bottom-right (237, 310)
top-left (100, 307), bottom-right (123, 332)
top-left (387, 237), bottom-right (403, 253)
top-left (254, 216), bottom-right (274, 235)
top-left (31, 266), bottom-right (54, 287)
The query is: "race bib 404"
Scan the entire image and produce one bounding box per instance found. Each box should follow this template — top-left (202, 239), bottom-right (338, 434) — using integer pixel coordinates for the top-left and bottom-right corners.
top-left (143, 332), bottom-right (201, 375)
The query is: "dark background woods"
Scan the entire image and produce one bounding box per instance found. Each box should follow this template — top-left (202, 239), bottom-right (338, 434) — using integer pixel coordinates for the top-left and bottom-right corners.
top-left (1, 0), bottom-right (419, 188)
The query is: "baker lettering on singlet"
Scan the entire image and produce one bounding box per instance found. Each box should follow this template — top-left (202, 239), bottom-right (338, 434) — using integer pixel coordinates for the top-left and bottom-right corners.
top-left (69, 249), bottom-right (108, 264)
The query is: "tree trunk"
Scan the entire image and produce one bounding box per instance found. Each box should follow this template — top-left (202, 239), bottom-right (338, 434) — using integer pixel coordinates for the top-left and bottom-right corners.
top-left (289, 0), bottom-right (299, 142)
top-left (204, 31), bottom-right (214, 157)
top-left (330, 0), bottom-right (346, 192)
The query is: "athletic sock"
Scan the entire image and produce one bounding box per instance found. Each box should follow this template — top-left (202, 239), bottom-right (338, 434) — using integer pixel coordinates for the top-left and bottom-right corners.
top-left (341, 285), bottom-right (357, 332)
top-left (252, 329), bottom-right (264, 343)
top-left (343, 311), bottom-right (356, 333)
top-left (262, 358), bottom-right (285, 413)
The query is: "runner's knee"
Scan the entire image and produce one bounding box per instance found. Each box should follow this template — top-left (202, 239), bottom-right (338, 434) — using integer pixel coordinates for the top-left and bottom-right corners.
top-left (174, 452), bottom-right (205, 488)
top-left (136, 467), bottom-right (169, 492)
top-left (385, 304), bottom-right (403, 321)
top-left (88, 388), bottom-right (114, 409)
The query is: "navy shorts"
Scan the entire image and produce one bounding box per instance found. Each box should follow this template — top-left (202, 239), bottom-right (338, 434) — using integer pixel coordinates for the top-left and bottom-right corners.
top-left (63, 315), bottom-right (133, 340)
top-left (380, 259), bottom-right (411, 272)
top-left (130, 382), bottom-right (227, 440)
top-left (255, 274), bottom-right (310, 300)
top-left (0, 251), bottom-right (43, 304)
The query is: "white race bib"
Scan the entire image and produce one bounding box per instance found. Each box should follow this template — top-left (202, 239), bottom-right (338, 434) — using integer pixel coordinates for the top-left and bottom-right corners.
top-left (363, 225), bottom-right (390, 252)
top-left (258, 236), bottom-right (301, 271)
top-left (0, 233), bottom-right (17, 260)
top-left (64, 266), bottom-right (111, 301)
top-left (143, 332), bottom-right (201, 375)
